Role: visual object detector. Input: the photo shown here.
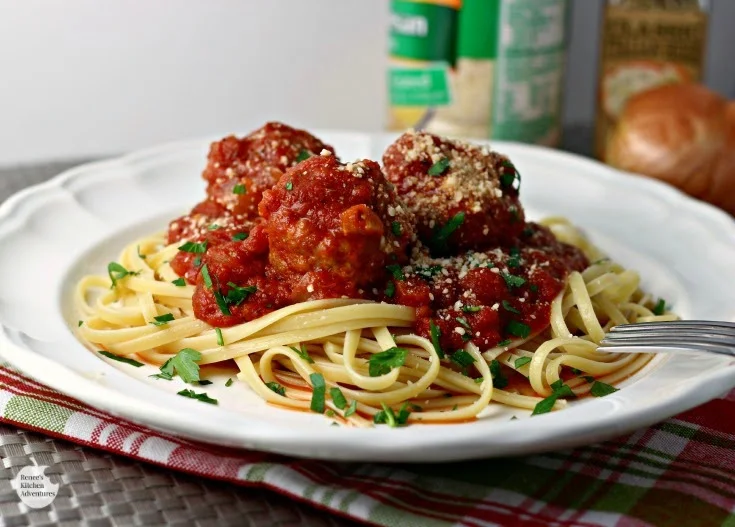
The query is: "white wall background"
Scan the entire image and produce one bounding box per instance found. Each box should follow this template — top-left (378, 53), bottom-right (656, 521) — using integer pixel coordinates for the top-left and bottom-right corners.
top-left (0, 0), bottom-right (733, 164)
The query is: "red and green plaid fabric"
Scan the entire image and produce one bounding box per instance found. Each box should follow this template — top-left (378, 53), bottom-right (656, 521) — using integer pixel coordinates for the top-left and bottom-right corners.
top-left (1, 364), bottom-right (733, 527)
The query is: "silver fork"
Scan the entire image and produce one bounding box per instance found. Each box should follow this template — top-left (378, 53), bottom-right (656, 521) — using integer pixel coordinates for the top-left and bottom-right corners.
top-left (598, 320), bottom-right (735, 357)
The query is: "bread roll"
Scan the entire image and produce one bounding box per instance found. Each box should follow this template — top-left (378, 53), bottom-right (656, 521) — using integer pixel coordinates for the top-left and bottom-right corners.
top-left (605, 84), bottom-right (734, 214)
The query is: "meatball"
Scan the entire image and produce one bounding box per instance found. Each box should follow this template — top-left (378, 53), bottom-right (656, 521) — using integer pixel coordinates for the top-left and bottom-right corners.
top-left (202, 122), bottom-right (336, 218)
top-left (258, 152), bottom-right (416, 299)
top-left (382, 130), bottom-right (525, 254)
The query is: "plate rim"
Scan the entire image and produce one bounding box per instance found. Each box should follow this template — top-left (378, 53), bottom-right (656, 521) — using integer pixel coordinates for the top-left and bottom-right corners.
top-left (1, 131), bottom-right (734, 462)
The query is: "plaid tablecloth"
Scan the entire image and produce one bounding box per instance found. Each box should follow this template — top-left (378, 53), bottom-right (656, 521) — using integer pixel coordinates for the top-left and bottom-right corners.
top-left (1, 363), bottom-right (734, 527)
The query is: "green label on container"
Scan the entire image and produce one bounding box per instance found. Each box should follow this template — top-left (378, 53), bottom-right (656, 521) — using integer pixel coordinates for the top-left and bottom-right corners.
top-left (390, 1), bottom-right (458, 62)
top-left (389, 66), bottom-right (451, 106)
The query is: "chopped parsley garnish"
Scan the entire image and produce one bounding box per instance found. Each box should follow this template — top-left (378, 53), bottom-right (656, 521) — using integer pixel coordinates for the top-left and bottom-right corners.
top-left (178, 241), bottom-right (208, 254)
top-left (461, 305), bottom-right (482, 313)
top-left (384, 281), bottom-right (395, 298)
top-left (193, 256), bottom-right (202, 267)
top-left (450, 350), bottom-right (475, 368)
top-left (368, 347), bottom-right (408, 377)
top-left (330, 387), bottom-right (347, 410)
top-left (496, 339), bottom-right (512, 347)
top-left (177, 389), bottom-right (218, 405)
top-left (200, 264), bottom-right (213, 289)
top-left (592, 258), bottom-right (610, 266)
top-left (374, 402), bottom-right (411, 427)
top-left (429, 212), bottom-right (465, 254)
top-left (285, 181), bottom-right (294, 191)
top-left (456, 317), bottom-right (472, 341)
top-left (414, 265), bottom-right (442, 280)
top-left (225, 378), bottom-right (234, 387)
top-left (522, 226), bottom-right (535, 237)
top-left (507, 248), bottom-right (521, 268)
top-left (590, 380), bottom-right (619, 397)
top-left (509, 206), bottom-right (520, 224)
top-left (296, 149), bottom-right (311, 162)
top-left (215, 327), bottom-right (224, 346)
top-left (226, 283), bottom-right (257, 306)
top-left (514, 356), bottom-right (532, 369)
top-left (107, 262), bottom-right (138, 288)
top-left (427, 157), bottom-right (450, 176)
top-left (652, 298), bottom-right (667, 316)
top-left (429, 320), bottom-right (445, 359)
top-left (490, 360), bottom-right (508, 388)
top-left (502, 300), bottom-right (520, 315)
top-left (207, 224), bottom-right (220, 231)
top-left (325, 409), bottom-right (335, 417)
top-left (78, 320), bottom-right (83, 327)
top-left (157, 348), bottom-right (202, 383)
top-left (233, 184), bottom-right (246, 195)
top-left (289, 344), bottom-right (314, 363)
top-left (232, 232), bottom-right (248, 241)
top-left (171, 277), bottom-right (186, 287)
top-left (386, 264), bottom-right (405, 281)
top-left (98, 350), bottom-right (144, 367)
top-left (532, 380), bottom-right (574, 415)
top-left (570, 367), bottom-right (583, 375)
top-left (309, 373), bottom-right (326, 413)
top-left (507, 320), bottom-right (531, 339)
top-left (499, 160), bottom-right (521, 191)
top-left (529, 284), bottom-right (539, 293)
top-left (344, 400), bottom-right (358, 418)
top-left (137, 245), bottom-right (146, 260)
top-left (391, 221), bottom-right (402, 236)
top-left (197, 380), bottom-right (213, 386)
top-left (266, 382), bottom-right (286, 396)
top-left (213, 290), bottom-right (231, 316)
top-left (502, 273), bottom-right (526, 289)
top-left (150, 313), bottom-right (175, 326)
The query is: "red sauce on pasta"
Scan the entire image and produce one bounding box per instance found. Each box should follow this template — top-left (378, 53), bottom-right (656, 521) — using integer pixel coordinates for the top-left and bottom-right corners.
top-left (167, 123), bottom-right (589, 350)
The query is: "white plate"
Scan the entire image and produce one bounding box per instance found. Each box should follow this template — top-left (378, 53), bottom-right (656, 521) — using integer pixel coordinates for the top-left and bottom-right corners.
top-left (1, 132), bottom-right (734, 462)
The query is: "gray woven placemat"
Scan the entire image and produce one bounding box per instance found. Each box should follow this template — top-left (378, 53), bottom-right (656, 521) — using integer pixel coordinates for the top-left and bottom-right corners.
top-left (0, 160), bottom-right (359, 527)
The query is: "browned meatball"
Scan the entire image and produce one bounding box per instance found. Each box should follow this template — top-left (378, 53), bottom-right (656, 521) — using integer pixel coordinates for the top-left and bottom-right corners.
top-left (258, 152), bottom-right (416, 300)
top-left (383, 130), bottom-right (525, 254)
top-left (202, 122), bottom-right (336, 218)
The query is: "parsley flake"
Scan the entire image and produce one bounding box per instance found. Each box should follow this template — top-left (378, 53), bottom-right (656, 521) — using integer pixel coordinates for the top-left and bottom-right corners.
top-left (450, 350), bottom-right (475, 368)
top-left (207, 224), bottom-right (220, 231)
top-left (178, 241), bottom-right (208, 254)
top-left (429, 212), bottom-right (465, 254)
top-left (499, 160), bottom-right (521, 190)
top-left (171, 277), bottom-right (186, 287)
top-left (344, 400), bottom-right (358, 418)
top-left (213, 290), bottom-right (231, 316)
top-left (496, 339), bottom-right (512, 347)
top-left (177, 389), bottom-right (218, 405)
top-left (368, 347), bottom-right (408, 377)
top-left (296, 149), bottom-right (311, 162)
top-left (414, 265), bottom-right (442, 280)
top-left (514, 356), bottom-right (532, 369)
top-left (532, 381), bottom-right (574, 415)
top-left (226, 283), bottom-right (257, 306)
top-left (502, 300), bottom-right (520, 314)
top-left (137, 246), bottom-right (146, 260)
top-left (233, 184), bottom-right (246, 195)
top-left (330, 387), bottom-right (347, 410)
top-left (507, 320), bottom-right (531, 339)
top-left (158, 348), bottom-right (202, 383)
top-left (384, 281), bottom-right (395, 298)
top-left (266, 382), bottom-right (286, 396)
top-left (107, 262), bottom-right (138, 288)
top-left (225, 378), bottom-right (234, 387)
top-left (502, 273), bottom-right (526, 288)
top-left (150, 313), bottom-right (175, 326)
top-left (386, 264), bottom-right (405, 281)
top-left (98, 350), bottom-right (144, 368)
top-left (200, 264), bottom-right (213, 289)
top-left (374, 402), bottom-right (411, 427)
top-left (490, 360), bottom-right (508, 388)
top-left (391, 221), bottom-right (402, 236)
top-left (232, 232), bottom-right (248, 241)
top-left (310, 373), bottom-right (326, 413)
top-left (427, 157), bottom-right (450, 176)
top-left (289, 344), bottom-right (314, 363)
top-left (429, 320), bottom-right (445, 359)
top-left (285, 181), bottom-right (294, 191)
top-left (78, 320), bottom-right (83, 327)
top-left (215, 327), bottom-right (224, 346)
top-left (652, 298), bottom-right (667, 316)
top-left (591, 381), bottom-right (619, 397)
top-left (461, 305), bottom-right (482, 313)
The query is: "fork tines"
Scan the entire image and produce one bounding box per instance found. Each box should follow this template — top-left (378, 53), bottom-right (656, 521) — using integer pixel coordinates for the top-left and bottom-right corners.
top-left (598, 320), bottom-right (735, 357)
